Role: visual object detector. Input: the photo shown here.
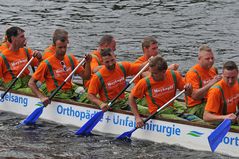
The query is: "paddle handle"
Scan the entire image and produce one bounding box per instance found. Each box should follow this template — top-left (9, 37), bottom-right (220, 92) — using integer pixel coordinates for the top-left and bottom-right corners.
top-left (143, 90), bottom-right (186, 124)
top-left (235, 110), bottom-right (239, 116)
top-left (48, 58), bottom-right (86, 100)
top-left (108, 61), bottom-right (150, 106)
top-left (1, 56), bottom-right (35, 99)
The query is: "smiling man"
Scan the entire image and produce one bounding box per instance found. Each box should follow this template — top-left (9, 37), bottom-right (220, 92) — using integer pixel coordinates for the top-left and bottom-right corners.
top-left (203, 61), bottom-right (239, 123)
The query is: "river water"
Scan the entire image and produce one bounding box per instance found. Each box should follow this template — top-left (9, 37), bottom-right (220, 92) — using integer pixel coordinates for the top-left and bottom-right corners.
top-left (0, 0), bottom-right (238, 158)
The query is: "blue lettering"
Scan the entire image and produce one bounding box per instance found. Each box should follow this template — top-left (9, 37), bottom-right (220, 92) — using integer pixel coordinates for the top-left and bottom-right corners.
top-left (0, 93), bottom-right (28, 107)
top-left (57, 105), bottom-right (63, 114)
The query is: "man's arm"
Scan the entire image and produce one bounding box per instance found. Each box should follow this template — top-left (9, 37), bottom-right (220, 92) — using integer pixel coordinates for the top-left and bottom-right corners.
top-left (78, 54), bottom-right (92, 80)
top-left (28, 78), bottom-right (50, 106)
top-left (129, 94), bottom-right (144, 128)
top-left (87, 93), bottom-right (109, 112)
top-left (203, 111), bottom-right (237, 122)
top-left (191, 75), bottom-right (222, 100)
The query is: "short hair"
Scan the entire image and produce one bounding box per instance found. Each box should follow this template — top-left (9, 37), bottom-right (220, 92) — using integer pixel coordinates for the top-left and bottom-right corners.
top-left (149, 55), bottom-right (168, 71)
top-left (142, 36), bottom-right (158, 50)
top-left (100, 48), bottom-right (113, 57)
top-left (53, 29), bottom-right (68, 44)
top-left (6, 27), bottom-right (25, 43)
top-left (223, 61), bottom-right (238, 71)
top-left (199, 44), bottom-right (212, 52)
top-left (99, 35), bottom-right (114, 46)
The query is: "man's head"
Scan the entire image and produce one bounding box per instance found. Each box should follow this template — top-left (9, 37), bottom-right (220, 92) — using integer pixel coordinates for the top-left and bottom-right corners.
top-left (53, 29), bottom-right (68, 45)
top-left (99, 35), bottom-right (116, 52)
top-left (222, 61), bottom-right (238, 87)
top-left (6, 26), bottom-right (26, 48)
top-left (100, 48), bottom-right (116, 71)
top-left (198, 44), bottom-right (214, 69)
top-left (142, 36), bottom-right (158, 58)
top-left (55, 36), bottom-right (68, 58)
top-left (149, 55), bottom-right (168, 81)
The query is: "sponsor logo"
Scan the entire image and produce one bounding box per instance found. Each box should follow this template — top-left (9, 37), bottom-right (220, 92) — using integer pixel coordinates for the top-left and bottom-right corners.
top-left (187, 131), bottom-right (203, 137)
top-left (0, 92), bottom-right (28, 107)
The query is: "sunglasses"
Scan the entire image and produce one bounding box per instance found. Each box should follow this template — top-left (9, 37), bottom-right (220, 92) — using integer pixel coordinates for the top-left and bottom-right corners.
top-left (60, 61), bottom-right (67, 71)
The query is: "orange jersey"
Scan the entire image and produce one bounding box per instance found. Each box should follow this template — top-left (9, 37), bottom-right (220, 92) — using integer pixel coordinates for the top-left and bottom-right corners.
top-left (0, 48), bottom-right (38, 83)
top-left (42, 45), bottom-right (56, 60)
top-left (32, 54), bottom-right (84, 92)
top-left (185, 64), bottom-right (217, 107)
top-left (0, 42), bottom-right (10, 52)
top-left (88, 62), bottom-right (141, 102)
top-left (205, 79), bottom-right (239, 115)
top-left (90, 50), bottom-right (103, 71)
top-left (131, 70), bottom-right (185, 114)
top-left (133, 55), bottom-right (148, 84)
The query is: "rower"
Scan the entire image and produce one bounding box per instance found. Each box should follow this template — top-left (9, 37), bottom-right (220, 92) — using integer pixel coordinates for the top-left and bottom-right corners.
top-left (203, 61), bottom-right (239, 123)
top-left (0, 26), bottom-right (42, 93)
top-left (83, 35), bottom-right (116, 89)
top-left (133, 36), bottom-right (179, 84)
top-left (129, 55), bottom-right (193, 128)
top-left (133, 36), bottom-right (180, 109)
top-left (42, 29), bottom-right (69, 60)
top-left (87, 48), bottom-right (146, 112)
top-left (185, 44), bottom-right (222, 119)
top-left (28, 33), bottom-right (92, 106)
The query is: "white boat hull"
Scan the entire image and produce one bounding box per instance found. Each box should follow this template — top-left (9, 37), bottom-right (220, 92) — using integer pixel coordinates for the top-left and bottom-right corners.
top-left (0, 91), bottom-right (238, 157)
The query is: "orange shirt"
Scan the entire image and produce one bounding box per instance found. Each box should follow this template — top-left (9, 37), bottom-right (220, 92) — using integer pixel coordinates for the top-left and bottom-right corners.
top-left (0, 42), bottom-right (10, 52)
top-left (131, 70), bottom-right (185, 114)
top-left (32, 54), bottom-right (84, 92)
top-left (90, 50), bottom-right (103, 71)
top-left (133, 55), bottom-right (148, 84)
top-left (42, 45), bottom-right (56, 60)
top-left (205, 80), bottom-right (239, 115)
top-left (0, 48), bottom-right (38, 83)
top-left (88, 62), bottom-right (141, 102)
top-left (185, 64), bottom-right (217, 107)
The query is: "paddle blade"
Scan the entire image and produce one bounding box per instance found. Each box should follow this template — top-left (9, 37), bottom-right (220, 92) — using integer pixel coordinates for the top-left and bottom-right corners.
top-left (18, 102), bottom-right (45, 127)
top-left (116, 128), bottom-right (135, 142)
top-left (208, 119), bottom-right (231, 152)
top-left (75, 111), bottom-right (104, 136)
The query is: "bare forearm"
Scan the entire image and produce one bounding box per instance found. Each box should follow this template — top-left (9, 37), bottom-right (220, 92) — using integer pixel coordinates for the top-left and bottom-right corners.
top-left (192, 83), bottom-right (214, 100)
top-left (83, 62), bottom-right (91, 80)
top-left (203, 111), bottom-right (224, 122)
top-left (129, 94), bottom-right (141, 118)
top-left (87, 93), bottom-right (104, 106)
top-left (28, 78), bottom-right (45, 99)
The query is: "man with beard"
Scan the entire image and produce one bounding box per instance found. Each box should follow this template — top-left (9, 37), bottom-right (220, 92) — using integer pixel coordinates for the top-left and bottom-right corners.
top-left (185, 45), bottom-right (222, 119)
top-left (84, 35), bottom-right (116, 89)
top-left (28, 35), bottom-right (92, 106)
top-left (87, 48), bottom-right (145, 112)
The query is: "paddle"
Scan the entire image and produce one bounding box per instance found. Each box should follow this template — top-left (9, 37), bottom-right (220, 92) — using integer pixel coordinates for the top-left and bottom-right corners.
top-left (116, 90), bottom-right (186, 141)
top-left (17, 58), bottom-right (86, 127)
top-left (0, 56), bottom-right (35, 100)
top-left (208, 111), bottom-right (239, 152)
top-left (75, 61), bottom-right (150, 136)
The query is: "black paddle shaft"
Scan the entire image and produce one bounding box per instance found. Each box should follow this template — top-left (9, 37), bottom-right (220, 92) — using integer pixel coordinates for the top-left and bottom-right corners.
top-left (1, 78), bottom-right (18, 99)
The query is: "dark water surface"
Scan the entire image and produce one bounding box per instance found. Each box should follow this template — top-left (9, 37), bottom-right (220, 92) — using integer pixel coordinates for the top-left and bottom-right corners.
top-left (0, 111), bottom-right (236, 159)
top-left (0, 0), bottom-right (239, 158)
